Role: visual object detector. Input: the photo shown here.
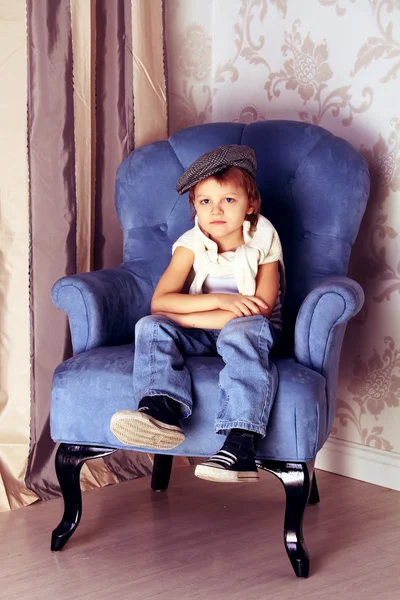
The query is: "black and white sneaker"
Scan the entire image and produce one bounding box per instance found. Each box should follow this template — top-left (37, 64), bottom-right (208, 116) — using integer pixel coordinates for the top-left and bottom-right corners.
top-left (110, 395), bottom-right (185, 450)
top-left (194, 430), bottom-right (259, 483)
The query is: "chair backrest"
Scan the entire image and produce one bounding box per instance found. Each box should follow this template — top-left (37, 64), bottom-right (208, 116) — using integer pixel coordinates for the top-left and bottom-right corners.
top-left (115, 121), bottom-right (370, 337)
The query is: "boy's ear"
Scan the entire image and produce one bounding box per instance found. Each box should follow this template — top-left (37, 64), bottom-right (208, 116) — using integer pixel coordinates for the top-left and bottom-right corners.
top-left (247, 206), bottom-right (254, 215)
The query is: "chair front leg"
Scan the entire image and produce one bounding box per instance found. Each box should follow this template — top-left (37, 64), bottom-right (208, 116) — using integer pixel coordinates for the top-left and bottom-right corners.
top-left (51, 443), bottom-right (116, 552)
top-left (258, 459), bottom-right (314, 578)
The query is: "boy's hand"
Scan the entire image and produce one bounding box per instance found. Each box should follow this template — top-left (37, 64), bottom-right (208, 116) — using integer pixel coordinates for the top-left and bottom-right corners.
top-left (217, 294), bottom-right (268, 317)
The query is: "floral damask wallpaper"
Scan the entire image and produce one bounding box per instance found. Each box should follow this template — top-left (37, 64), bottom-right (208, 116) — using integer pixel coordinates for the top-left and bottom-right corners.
top-left (165, 0), bottom-right (400, 454)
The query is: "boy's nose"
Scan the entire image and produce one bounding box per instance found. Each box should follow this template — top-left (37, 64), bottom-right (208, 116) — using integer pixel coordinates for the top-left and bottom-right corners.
top-left (211, 204), bottom-right (223, 214)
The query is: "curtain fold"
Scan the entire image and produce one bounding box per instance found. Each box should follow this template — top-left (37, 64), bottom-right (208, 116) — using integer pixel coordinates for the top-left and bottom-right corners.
top-left (93, 0), bottom-right (134, 270)
top-left (131, 0), bottom-right (168, 147)
top-left (70, 0), bottom-right (96, 274)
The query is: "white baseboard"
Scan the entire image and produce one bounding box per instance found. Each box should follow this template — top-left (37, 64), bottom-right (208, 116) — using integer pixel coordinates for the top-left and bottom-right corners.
top-left (315, 437), bottom-right (400, 491)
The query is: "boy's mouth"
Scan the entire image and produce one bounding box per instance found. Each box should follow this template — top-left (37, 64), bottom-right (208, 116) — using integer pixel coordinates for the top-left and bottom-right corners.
top-left (210, 220), bottom-right (226, 225)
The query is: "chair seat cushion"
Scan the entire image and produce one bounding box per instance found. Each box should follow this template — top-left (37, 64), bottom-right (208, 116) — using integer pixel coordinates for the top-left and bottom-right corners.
top-left (51, 344), bottom-right (327, 462)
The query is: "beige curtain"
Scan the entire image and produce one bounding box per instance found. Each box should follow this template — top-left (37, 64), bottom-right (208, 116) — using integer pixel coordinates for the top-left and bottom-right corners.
top-left (0, 0), bottom-right (172, 512)
top-left (0, 0), bottom-right (36, 511)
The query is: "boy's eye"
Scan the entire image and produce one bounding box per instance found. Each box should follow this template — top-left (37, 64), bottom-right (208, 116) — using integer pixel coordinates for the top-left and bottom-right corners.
top-left (224, 197), bottom-right (234, 203)
top-left (199, 199), bottom-right (210, 205)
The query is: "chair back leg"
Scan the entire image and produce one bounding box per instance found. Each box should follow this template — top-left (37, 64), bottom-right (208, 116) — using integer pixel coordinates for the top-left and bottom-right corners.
top-left (151, 454), bottom-right (174, 491)
top-left (308, 471), bottom-right (320, 505)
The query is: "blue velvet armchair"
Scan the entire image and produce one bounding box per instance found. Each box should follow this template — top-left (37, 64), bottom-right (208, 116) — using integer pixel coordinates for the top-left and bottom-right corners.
top-left (50, 121), bottom-right (370, 578)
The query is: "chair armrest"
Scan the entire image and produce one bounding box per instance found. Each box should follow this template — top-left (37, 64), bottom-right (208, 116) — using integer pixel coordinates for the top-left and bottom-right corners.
top-left (51, 263), bottom-right (153, 354)
top-left (294, 276), bottom-right (364, 438)
top-left (295, 276), bottom-right (364, 373)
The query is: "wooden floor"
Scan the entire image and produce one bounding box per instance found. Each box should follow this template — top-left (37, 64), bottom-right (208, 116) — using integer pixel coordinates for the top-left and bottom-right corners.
top-left (1, 467), bottom-right (399, 600)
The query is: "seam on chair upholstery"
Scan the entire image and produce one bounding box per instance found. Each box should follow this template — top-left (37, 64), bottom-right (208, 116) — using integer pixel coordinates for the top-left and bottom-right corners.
top-left (167, 139), bottom-right (185, 171)
top-left (294, 407), bottom-right (298, 459)
top-left (240, 124), bottom-right (247, 145)
top-left (306, 294), bottom-right (322, 367)
top-left (292, 132), bottom-right (331, 183)
top-left (165, 191), bottom-right (184, 225)
top-left (308, 291), bottom-right (347, 373)
top-left (315, 402), bottom-right (320, 456)
top-left (166, 140), bottom-right (190, 231)
top-left (239, 122), bottom-right (257, 145)
top-left (60, 283), bottom-right (90, 352)
top-left (291, 132), bottom-right (354, 241)
top-left (321, 293), bottom-right (347, 375)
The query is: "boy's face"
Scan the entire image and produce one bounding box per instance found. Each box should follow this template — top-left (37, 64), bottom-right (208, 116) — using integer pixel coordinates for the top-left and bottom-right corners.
top-left (193, 176), bottom-right (254, 248)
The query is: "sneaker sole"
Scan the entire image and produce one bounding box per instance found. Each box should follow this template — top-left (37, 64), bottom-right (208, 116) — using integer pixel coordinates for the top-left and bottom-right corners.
top-left (110, 411), bottom-right (185, 450)
top-left (194, 464), bottom-right (259, 483)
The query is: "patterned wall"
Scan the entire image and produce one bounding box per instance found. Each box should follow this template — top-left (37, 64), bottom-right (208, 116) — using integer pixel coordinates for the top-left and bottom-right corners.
top-left (165, 0), bottom-right (400, 454)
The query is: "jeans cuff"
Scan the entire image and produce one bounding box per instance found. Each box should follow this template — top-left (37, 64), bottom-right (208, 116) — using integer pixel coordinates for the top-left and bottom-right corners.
top-left (138, 390), bottom-right (192, 419)
top-left (215, 420), bottom-right (266, 437)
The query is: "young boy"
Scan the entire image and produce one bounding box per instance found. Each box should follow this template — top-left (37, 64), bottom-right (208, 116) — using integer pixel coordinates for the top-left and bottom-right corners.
top-left (110, 144), bottom-right (284, 483)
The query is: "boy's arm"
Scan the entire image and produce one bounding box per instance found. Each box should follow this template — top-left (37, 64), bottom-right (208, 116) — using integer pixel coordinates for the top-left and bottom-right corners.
top-left (151, 247), bottom-right (222, 314)
top-left (151, 247), bottom-right (268, 317)
top-left (156, 309), bottom-right (237, 329)
top-left (155, 261), bottom-right (280, 330)
top-left (254, 261), bottom-right (279, 319)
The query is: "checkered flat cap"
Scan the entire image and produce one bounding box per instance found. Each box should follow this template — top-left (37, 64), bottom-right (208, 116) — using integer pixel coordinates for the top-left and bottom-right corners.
top-left (176, 144), bottom-right (257, 195)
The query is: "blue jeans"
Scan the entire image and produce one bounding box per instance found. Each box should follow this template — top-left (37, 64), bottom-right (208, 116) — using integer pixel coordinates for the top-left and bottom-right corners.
top-left (132, 314), bottom-right (279, 437)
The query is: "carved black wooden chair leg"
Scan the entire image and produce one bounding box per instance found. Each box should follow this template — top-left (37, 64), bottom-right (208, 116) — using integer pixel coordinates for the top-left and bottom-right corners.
top-left (51, 443), bottom-right (116, 552)
top-left (308, 470), bottom-right (320, 505)
top-left (258, 460), bottom-right (314, 578)
top-left (151, 454), bottom-right (173, 491)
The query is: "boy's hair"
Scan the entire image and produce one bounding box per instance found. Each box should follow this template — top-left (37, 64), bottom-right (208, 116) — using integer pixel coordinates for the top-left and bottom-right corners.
top-left (188, 166), bottom-right (262, 226)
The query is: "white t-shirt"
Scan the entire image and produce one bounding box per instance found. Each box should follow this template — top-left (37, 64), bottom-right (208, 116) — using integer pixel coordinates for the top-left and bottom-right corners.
top-left (196, 250), bottom-right (283, 330)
